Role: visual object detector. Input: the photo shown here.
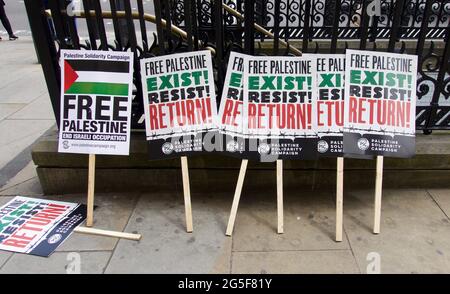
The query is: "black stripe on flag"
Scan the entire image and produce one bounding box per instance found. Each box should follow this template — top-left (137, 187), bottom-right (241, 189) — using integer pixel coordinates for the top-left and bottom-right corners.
top-left (66, 59), bottom-right (130, 73)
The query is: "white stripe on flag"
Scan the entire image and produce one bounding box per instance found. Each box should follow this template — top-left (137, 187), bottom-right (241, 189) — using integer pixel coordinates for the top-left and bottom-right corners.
top-left (75, 71), bottom-right (130, 84)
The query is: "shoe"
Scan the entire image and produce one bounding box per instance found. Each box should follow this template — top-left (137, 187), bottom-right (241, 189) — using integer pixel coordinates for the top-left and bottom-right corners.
top-left (0, 36), bottom-right (2, 41)
top-left (9, 35), bottom-right (18, 41)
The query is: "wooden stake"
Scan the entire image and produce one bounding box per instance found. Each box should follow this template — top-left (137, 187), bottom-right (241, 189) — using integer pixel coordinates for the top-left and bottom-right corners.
top-left (86, 154), bottom-right (95, 227)
top-left (74, 226), bottom-right (141, 241)
top-left (336, 157), bottom-right (344, 242)
top-left (181, 156), bottom-right (193, 233)
top-left (276, 160), bottom-right (284, 234)
top-left (81, 156), bottom-right (143, 240)
top-left (225, 160), bottom-right (248, 236)
top-left (374, 155), bottom-right (384, 234)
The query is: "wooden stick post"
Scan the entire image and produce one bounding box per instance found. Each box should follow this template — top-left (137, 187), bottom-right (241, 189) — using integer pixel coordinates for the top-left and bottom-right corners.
top-left (374, 155), bottom-right (384, 234)
top-left (226, 160), bottom-right (249, 236)
top-left (81, 154), bottom-right (140, 240)
top-left (336, 157), bottom-right (344, 242)
top-left (86, 154), bottom-right (96, 227)
top-left (181, 156), bottom-right (193, 233)
top-left (74, 226), bottom-right (141, 241)
top-left (276, 160), bottom-right (284, 234)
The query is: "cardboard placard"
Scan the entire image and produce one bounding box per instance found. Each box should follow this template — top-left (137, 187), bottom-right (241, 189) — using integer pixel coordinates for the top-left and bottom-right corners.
top-left (218, 52), bottom-right (248, 158)
top-left (0, 196), bottom-right (86, 257)
top-left (58, 50), bottom-right (134, 155)
top-left (242, 55), bottom-right (318, 161)
top-left (316, 54), bottom-right (345, 157)
top-left (140, 51), bottom-right (218, 159)
top-left (343, 50), bottom-right (418, 158)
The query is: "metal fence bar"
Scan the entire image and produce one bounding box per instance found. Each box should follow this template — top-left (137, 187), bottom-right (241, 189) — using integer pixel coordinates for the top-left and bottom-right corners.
top-left (60, 0), bottom-right (80, 48)
top-left (358, 0), bottom-right (370, 51)
top-left (48, 0), bottom-right (68, 48)
top-left (154, 0), bottom-right (166, 54)
top-left (424, 26), bottom-right (450, 131)
top-left (416, 0), bottom-right (433, 62)
top-left (82, 0), bottom-right (98, 50)
top-left (273, 0), bottom-right (280, 55)
top-left (302, 0), bottom-right (311, 53)
top-left (185, 0), bottom-right (194, 51)
top-left (214, 0), bottom-right (225, 99)
top-left (388, 0), bottom-right (406, 52)
top-left (24, 0), bottom-right (61, 126)
top-left (108, 0), bottom-right (123, 50)
top-left (123, 0), bottom-right (138, 51)
top-left (137, 0), bottom-right (149, 52)
top-left (92, 0), bottom-right (108, 50)
top-left (163, 1), bottom-right (173, 50)
top-left (330, 0), bottom-right (341, 54)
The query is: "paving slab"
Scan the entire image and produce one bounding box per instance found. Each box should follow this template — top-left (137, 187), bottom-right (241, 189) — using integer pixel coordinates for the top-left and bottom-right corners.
top-left (0, 177), bottom-right (42, 196)
top-left (344, 189), bottom-right (450, 274)
top-left (232, 189), bottom-right (350, 252)
top-left (0, 65), bottom-right (41, 88)
top-left (231, 250), bottom-right (360, 274)
top-left (0, 251), bottom-right (111, 274)
top-left (105, 192), bottom-right (233, 274)
top-left (0, 103), bottom-right (25, 121)
top-left (0, 161), bottom-right (37, 191)
top-left (0, 71), bottom-right (47, 104)
top-left (0, 119), bottom-right (54, 169)
top-left (427, 189), bottom-right (450, 219)
top-left (9, 93), bottom-right (55, 120)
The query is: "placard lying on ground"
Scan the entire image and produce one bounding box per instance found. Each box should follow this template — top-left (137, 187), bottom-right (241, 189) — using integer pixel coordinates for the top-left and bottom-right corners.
top-left (58, 50), bottom-right (134, 155)
top-left (0, 196), bottom-right (86, 257)
top-left (218, 52), bottom-right (248, 158)
top-left (242, 55), bottom-right (318, 161)
top-left (141, 51), bottom-right (218, 159)
top-left (315, 54), bottom-right (345, 156)
top-left (343, 50), bottom-right (417, 157)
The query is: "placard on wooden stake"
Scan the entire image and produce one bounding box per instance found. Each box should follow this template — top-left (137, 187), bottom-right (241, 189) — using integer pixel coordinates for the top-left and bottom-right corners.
top-left (374, 155), bottom-right (384, 234)
top-left (79, 154), bottom-right (142, 241)
top-left (335, 157), bottom-right (344, 242)
top-left (181, 156), bottom-right (194, 233)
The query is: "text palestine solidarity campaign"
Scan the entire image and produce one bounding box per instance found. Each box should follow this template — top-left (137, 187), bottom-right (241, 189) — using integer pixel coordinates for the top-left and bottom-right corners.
top-left (63, 51), bottom-right (131, 61)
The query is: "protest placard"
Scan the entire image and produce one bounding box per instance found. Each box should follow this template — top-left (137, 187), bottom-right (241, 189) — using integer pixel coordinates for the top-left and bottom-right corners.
top-left (343, 50), bottom-right (417, 158)
top-left (218, 52), bottom-right (248, 158)
top-left (316, 54), bottom-right (345, 157)
top-left (242, 55), bottom-right (318, 161)
top-left (0, 196), bottom-right (86, 257)
top-left (58, 50), bottom-right (134, 155)
top-left (141, 50), bottom-right (218, 160)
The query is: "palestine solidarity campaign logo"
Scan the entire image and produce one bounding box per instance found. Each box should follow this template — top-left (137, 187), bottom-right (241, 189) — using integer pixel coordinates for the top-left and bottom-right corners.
top-left (64, 59), bottom-right (130, 96)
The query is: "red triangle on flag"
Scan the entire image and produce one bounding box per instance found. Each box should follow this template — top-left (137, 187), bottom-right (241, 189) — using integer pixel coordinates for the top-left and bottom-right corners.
top-left (64, 60), bottom-right (79, 92)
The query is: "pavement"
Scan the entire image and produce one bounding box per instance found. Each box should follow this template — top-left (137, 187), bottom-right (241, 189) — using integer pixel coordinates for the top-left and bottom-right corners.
top-left (1, 37), bottom-right (450, 274)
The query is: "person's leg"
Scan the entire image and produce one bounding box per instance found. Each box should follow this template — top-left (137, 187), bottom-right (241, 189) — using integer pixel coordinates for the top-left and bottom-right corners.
top-left (0, 4), bottom-right (17, 39)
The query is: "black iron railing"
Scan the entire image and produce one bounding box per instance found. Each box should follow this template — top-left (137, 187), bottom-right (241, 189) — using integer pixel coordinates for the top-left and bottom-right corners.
top-left (24, 0), bottom-right (450, 134)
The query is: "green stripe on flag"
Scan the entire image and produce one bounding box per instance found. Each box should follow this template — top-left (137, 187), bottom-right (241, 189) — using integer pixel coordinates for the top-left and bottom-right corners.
top-left (65, 82), bottom-right (129, 96)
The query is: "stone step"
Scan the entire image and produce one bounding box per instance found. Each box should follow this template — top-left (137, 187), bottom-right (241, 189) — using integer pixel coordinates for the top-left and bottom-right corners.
top-left (32, 128), bottom-right (450, 194)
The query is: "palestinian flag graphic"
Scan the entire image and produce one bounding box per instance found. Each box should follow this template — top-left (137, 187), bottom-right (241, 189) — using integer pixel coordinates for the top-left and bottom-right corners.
top-left (64, 59), bottom-right (131, 96)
